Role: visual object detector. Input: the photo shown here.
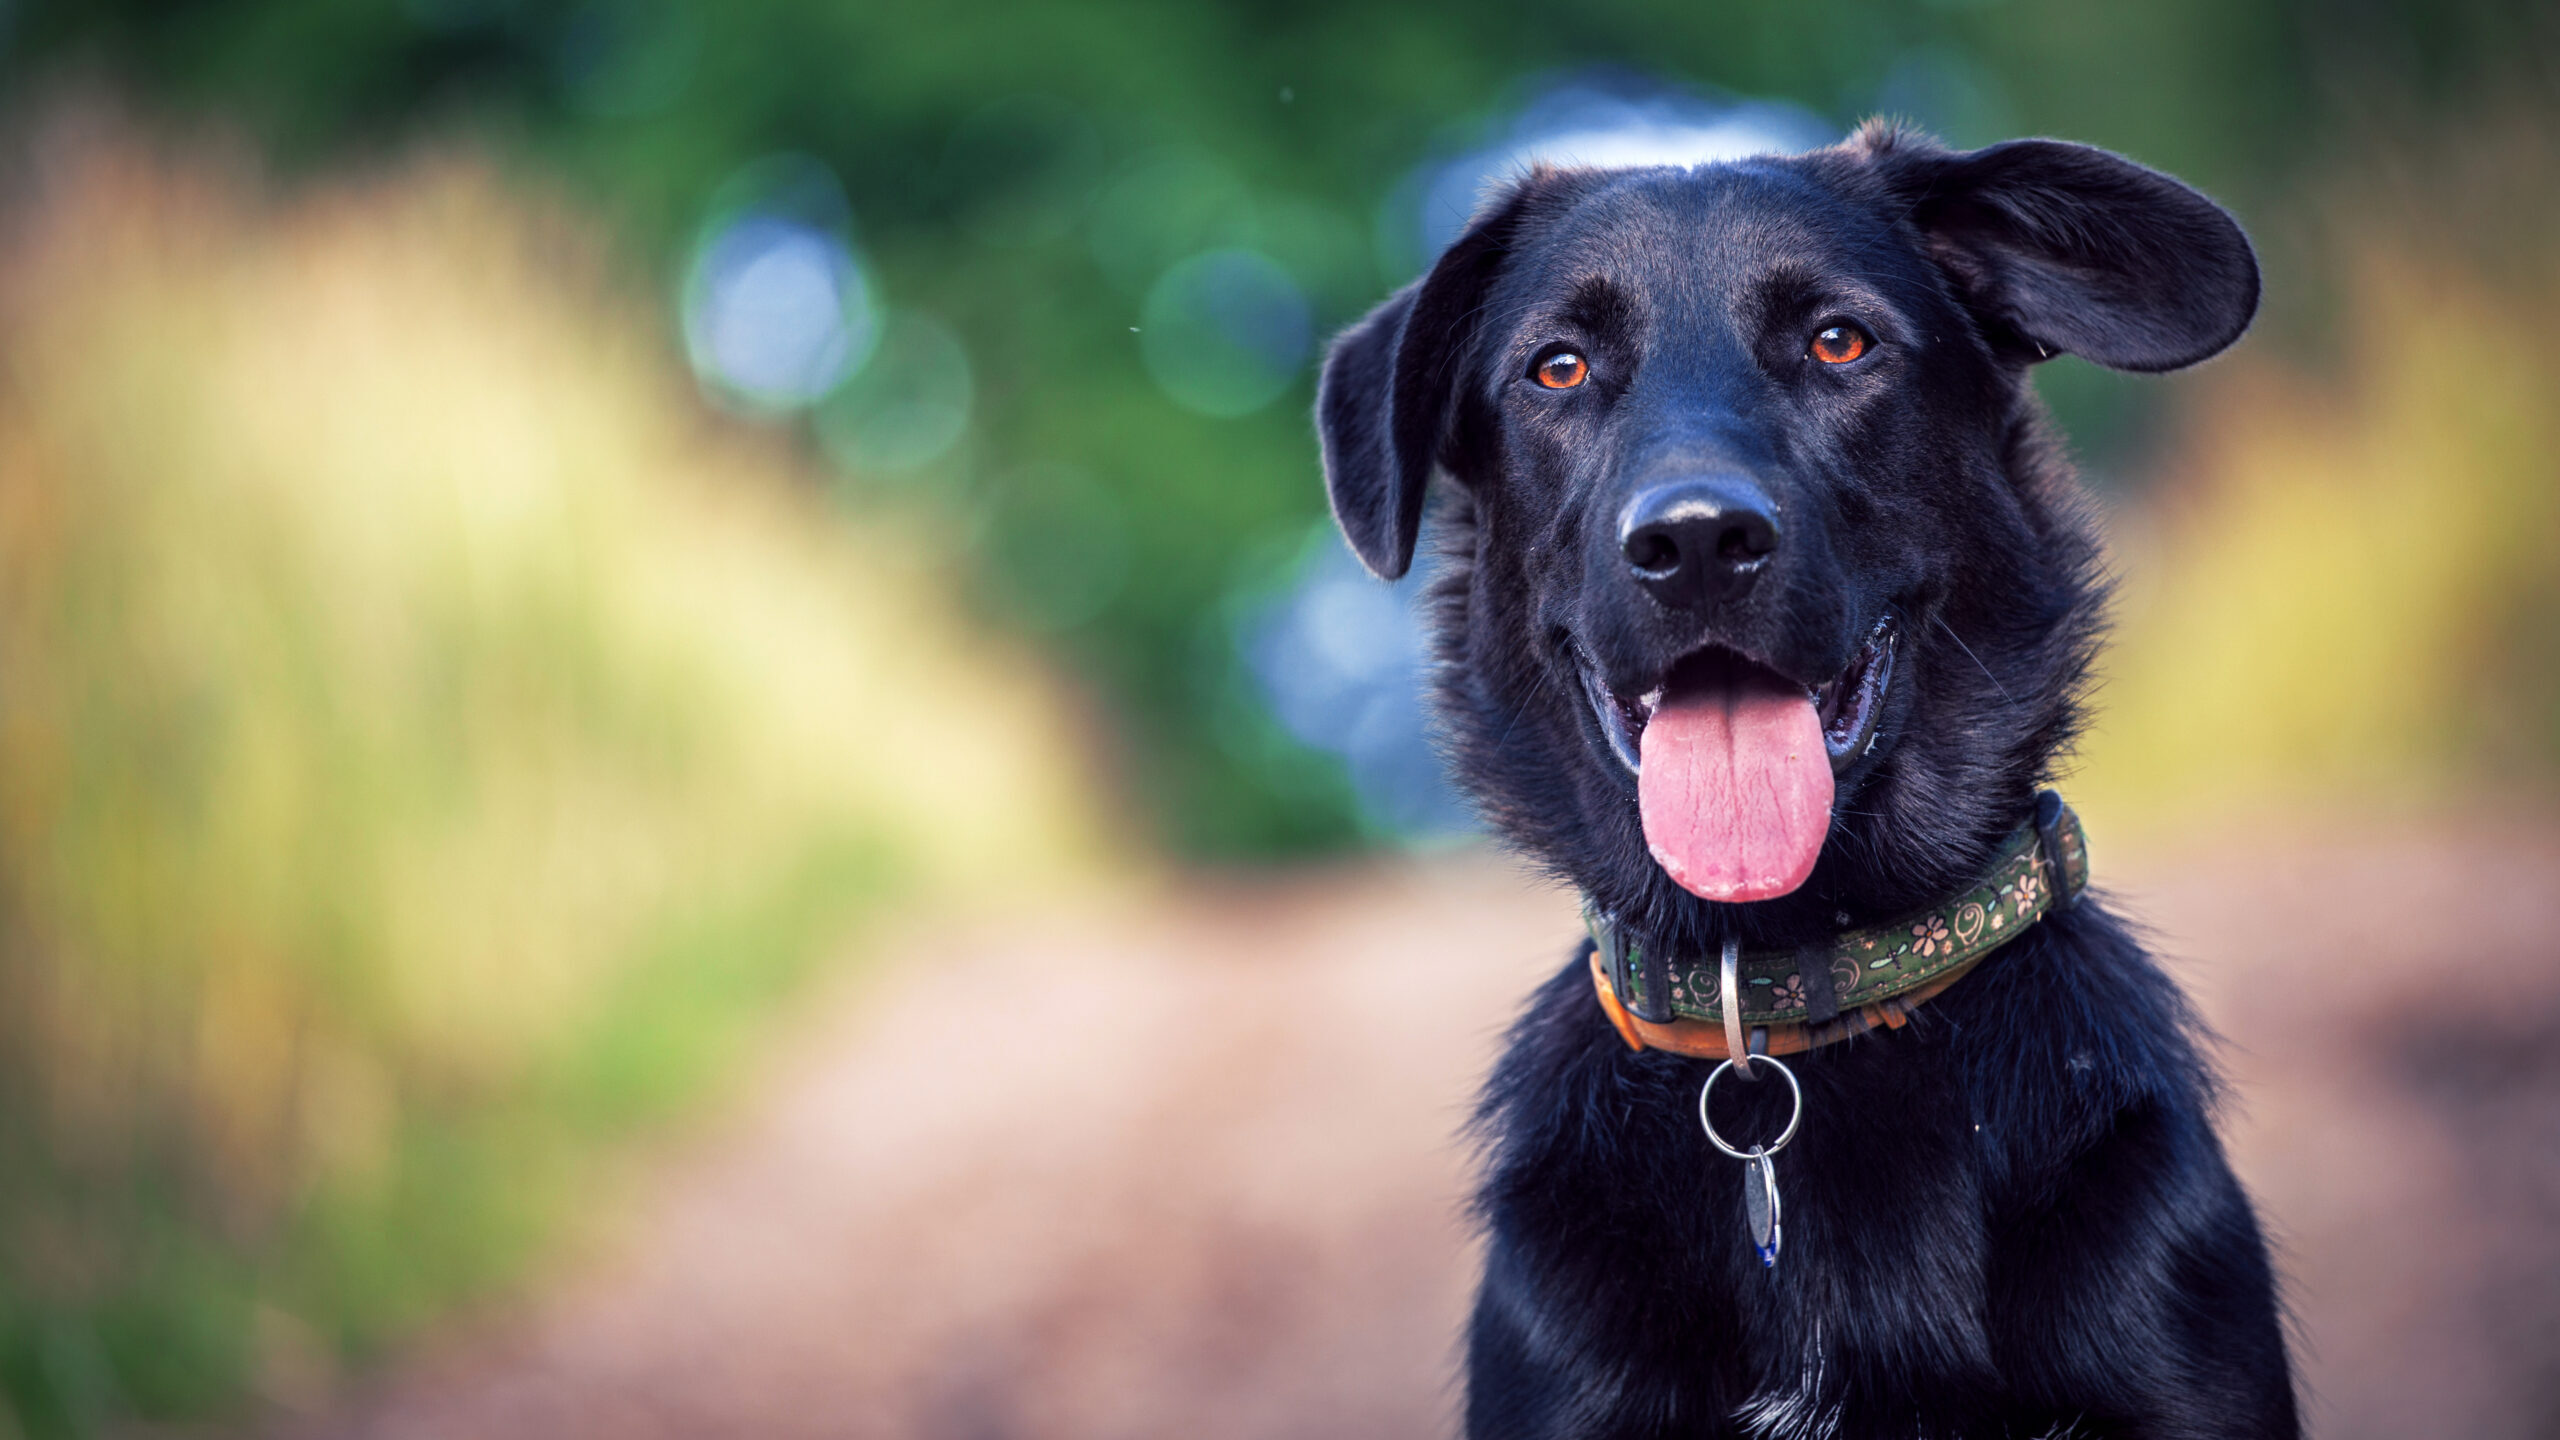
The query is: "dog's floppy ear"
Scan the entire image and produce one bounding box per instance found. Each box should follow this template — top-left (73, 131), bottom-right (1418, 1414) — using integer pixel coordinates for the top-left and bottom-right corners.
top-left (1316, 171), bottom-right (1574, 580)
top-left (1858, 125), bottom-right (2259, 373)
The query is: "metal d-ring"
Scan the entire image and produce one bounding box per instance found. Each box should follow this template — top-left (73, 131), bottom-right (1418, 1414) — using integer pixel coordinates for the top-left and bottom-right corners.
top-left (1719, 937), bottom-right (1753, 1077)
top-left (1698, 1054), bottom-right (1803, 1160)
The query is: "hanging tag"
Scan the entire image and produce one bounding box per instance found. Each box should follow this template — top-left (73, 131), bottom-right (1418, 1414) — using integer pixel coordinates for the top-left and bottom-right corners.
top-left (1700, 1056), bottom-right (1802, 1270)
top-left (1741, 1145), bottom-right (1782, 1268)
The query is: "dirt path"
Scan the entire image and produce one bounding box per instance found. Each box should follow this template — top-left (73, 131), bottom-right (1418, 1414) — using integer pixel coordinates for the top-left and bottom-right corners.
top-left (292, 825), bottom-right (2560, 1440)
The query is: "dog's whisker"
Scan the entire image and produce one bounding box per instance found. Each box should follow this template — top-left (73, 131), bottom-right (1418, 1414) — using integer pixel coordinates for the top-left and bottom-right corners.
top-left (1933, 613), bottom-right (2013, 704)
top-left (1484, 698), bottom-right (1531, 757)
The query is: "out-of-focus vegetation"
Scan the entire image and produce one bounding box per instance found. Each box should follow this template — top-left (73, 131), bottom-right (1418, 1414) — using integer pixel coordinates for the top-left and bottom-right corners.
top-left (0, 120), bottom-right (1099, 1434)
top-left (2079, 119), bottom-right (2560, 830)
top-left (12, 0), bottom-right (2550, 854)
top-left (0, 1), bottom-right (2554, 1434)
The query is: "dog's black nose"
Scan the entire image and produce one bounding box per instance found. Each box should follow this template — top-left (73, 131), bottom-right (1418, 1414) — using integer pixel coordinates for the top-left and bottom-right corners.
top-left (1617, 477), bottom-right (1780, 610)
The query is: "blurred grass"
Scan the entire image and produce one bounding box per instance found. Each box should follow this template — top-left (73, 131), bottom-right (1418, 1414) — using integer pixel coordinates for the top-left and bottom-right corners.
top-left (0, 116), bottom-right (1104, 1434)
top-left (2074, 120), bottom-right (2560, 835)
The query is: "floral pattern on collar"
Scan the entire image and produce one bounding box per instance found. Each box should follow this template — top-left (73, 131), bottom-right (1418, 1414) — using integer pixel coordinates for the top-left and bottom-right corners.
top-left (1586, 798), bottom-right (2089, 1027)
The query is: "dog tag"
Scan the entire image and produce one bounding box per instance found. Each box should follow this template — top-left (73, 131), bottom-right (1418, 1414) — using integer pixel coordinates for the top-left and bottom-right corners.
top-left (1741, 1146), bottom-right (1782, 1268)
top-left (1700, 1057), bottom-right (1800, 1269)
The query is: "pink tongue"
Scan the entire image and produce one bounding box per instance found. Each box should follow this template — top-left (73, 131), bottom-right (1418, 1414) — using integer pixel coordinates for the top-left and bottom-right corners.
top-left (1638, 669), bottom-right (1834, 902)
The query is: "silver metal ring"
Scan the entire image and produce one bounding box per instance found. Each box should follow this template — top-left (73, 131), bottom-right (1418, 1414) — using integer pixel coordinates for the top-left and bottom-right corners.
top-left (1719, 937), bottom-right (1750, 1077)
top-left (1698, 1054), bottom-right (1803, 1159)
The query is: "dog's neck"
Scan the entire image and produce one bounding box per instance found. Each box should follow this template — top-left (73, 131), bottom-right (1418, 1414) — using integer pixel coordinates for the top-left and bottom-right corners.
top-left (1580, 792), bottom-right (2088, 1059)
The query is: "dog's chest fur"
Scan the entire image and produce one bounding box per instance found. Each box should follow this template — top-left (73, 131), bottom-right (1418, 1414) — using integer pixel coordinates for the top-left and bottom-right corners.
top-left (1471, 906), bottom-right (2273, 1438)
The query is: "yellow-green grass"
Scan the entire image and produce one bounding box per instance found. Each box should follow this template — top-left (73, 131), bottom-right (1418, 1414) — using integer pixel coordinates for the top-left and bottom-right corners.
top-left (2075, 227), bottom-right (2560, 836)
top-left (0, 127), bottom-right (1103, 1433)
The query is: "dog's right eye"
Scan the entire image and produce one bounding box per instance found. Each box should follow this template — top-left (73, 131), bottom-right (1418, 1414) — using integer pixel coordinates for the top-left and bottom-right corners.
top-left (1810, 324), bottom-right (1873, 365)
top-left (1532, 351), bottom-right (1589, 389)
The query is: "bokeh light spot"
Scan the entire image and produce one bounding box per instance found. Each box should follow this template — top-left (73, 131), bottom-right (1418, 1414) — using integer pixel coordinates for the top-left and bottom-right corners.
top-left (816, 311), bottom-right (974, 474)
top-left (683, 215), bottom-right (873, 410)
top-left (1139, 248), bottom-right (1311, 419)
top-left (681, 156), bottom-right (871, 413)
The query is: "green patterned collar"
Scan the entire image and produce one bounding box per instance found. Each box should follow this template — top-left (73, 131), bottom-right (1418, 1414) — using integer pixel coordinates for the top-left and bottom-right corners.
top-left (1586, 792), bottom-right (2090, 1030)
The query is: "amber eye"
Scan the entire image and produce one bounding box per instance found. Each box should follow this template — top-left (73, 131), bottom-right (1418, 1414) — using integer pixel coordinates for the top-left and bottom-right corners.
top-left (1532, 351), bottom-right (1589, 389)
top-left (1810, 323), bottom-right (1872, 365)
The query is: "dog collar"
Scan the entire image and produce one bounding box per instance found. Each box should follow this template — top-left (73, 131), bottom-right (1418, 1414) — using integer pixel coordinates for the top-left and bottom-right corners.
top-left (1584, 791), bottom-right (2089, 1059)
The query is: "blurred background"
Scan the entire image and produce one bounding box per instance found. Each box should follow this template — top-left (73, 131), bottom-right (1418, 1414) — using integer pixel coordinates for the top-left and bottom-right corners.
top-left (0, 1), bottom-right (2553, 1436)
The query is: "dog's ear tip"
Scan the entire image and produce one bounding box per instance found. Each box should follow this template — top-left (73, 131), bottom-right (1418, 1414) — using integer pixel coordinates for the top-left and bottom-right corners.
top-left (1320, 468), bottom-right (1417, 580)
top-left (1350, 545), bottom-right (1413, 583)
top-left (2189, 273), bottom-right (2264, 369)
top-left (2147, 209), bottom-right (2264, 370)
top-left (1901, 137), bottom-right (2262, 376)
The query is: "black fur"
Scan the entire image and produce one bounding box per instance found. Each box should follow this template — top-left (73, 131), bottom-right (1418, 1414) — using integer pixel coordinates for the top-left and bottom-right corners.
top-left (1314, 124), bottom-right (2296, 1438)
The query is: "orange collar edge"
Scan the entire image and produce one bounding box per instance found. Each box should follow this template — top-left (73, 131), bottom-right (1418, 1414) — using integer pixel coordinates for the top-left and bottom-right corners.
top-left (1588, 944), bottom-right (1990, 1059)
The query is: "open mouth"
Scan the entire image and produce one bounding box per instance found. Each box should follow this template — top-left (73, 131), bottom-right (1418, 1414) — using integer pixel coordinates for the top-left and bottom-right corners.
top-left (1578, 615), bottom-right (1896, 902)
top-left (1579, 614), bottom-right (1899, 778)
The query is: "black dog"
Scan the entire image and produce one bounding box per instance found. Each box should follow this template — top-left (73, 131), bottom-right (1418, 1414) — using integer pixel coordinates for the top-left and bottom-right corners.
top-left (1315, 123), bottom-right (2297, 1438)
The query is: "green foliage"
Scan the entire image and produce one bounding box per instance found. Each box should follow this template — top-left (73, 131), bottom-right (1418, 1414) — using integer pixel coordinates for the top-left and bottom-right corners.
top-left (24, 0), bottom-right (2543, 853)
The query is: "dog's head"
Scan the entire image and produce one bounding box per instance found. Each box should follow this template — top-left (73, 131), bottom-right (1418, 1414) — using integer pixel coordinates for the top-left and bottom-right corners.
top-left (1316, 125), bottom-right (2256, 947)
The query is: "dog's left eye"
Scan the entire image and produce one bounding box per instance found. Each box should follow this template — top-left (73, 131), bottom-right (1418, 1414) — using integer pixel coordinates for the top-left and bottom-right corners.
top-left (1810, 324), bottom-right (1873, 365)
